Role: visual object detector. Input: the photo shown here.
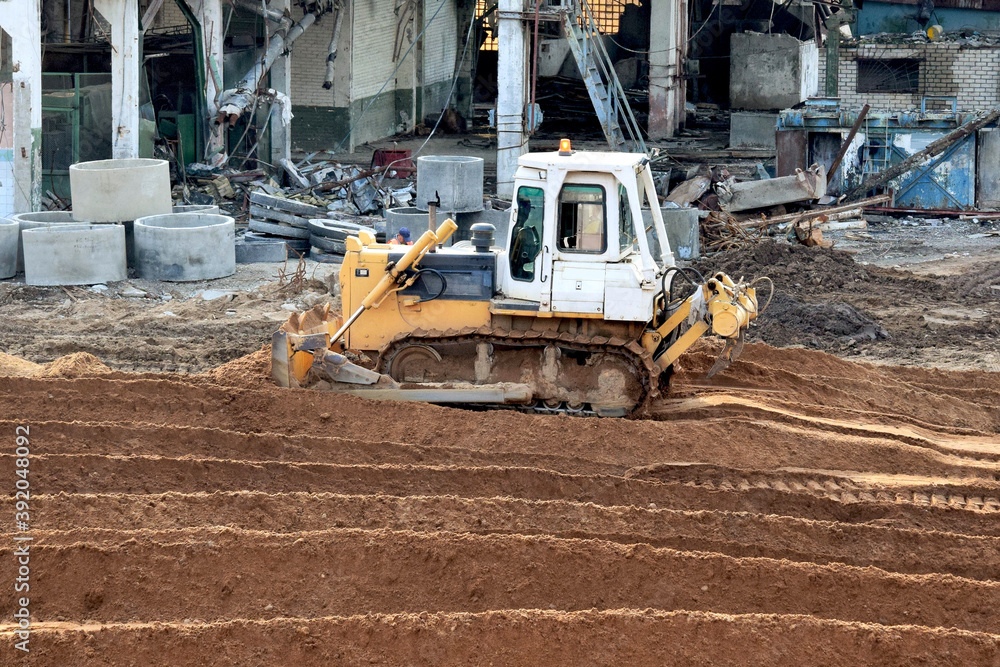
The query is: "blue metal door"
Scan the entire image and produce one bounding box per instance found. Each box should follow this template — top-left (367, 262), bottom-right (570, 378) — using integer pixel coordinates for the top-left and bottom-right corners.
top-left (864, 131), bottom-right (976, 209)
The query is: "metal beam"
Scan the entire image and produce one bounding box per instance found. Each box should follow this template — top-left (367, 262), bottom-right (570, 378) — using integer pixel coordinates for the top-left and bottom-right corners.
top-left (141, 0), bottom-right (165, 31)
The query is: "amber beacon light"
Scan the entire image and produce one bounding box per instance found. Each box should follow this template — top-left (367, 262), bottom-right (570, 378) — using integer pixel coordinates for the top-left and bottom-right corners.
top-left (558, 138), bottom-right (573, 155)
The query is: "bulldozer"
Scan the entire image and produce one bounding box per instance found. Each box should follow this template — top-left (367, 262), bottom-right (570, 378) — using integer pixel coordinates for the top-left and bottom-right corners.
top-left (272, 141), bottom-right (770, 416)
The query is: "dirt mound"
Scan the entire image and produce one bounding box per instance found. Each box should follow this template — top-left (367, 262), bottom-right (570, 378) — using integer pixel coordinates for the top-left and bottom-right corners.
top-left (694, 240), bottom-right (1000, 367)
top-left (694, 239), bottom-right (875, 291)
top-left (945, 261), bottom-right (1000, 299)
top-left (198, 345), bottom-right (272, 387)
top-left (751, 292), bottom-right (889, 347)
top-left (0, 350), bottom-right (42, 377)
top-left (42, 352), bottom-right (113, 378)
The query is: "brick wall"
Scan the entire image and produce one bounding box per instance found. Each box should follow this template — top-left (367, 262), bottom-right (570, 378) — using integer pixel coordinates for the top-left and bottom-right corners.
top-left (155, 0), bottom-right (189, 28)
top-left (351, 0), bottom-right (412, 100)
top-left (423, 0), bottom-right (458, 86)
top-left (817, 41), bottom-right (1000, 111)
top-left (288, 4), bottom-right (351, 108)
top-left (421, 0), bottom-right (459, 117)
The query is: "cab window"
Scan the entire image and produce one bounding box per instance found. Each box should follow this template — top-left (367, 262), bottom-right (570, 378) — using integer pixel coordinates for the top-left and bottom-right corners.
top-left (618, 184), bottom-right (636, 253)
top-left (509, 186), bottom-right (544, 282)
top-left (557, 184), bottom-right (606, 253)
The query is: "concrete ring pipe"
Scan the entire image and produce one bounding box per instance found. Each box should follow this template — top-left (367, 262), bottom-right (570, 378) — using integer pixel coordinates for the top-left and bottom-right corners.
top-left (0, 219), bottom-right (18, 279)
top-left (70, 158), bottom-right (173, 222)
top-left (134, 213), bottom-right (236, 281)
top-left (22, 224), bottom-right (127, 286)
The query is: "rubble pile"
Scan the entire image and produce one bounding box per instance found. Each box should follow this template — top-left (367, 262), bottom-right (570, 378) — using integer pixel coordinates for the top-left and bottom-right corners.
top-left (178, 155), bottom-right (414, 263)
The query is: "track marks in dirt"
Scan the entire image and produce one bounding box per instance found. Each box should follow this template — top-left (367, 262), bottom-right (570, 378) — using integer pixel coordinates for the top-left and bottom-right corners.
top-left (2, 343), bottom-right (1000, 664)
top-left (4, 528), bottom-right (1000, 634)
top-left (25, 493), bottom-right (1000, 581)
top-left (5, 610), bottom-right (1000, 667)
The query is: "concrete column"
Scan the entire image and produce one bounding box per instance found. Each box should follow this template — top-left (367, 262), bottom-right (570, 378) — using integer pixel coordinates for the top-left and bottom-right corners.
top-left (94, 0), bottom-right (141, 158)
top-left (495, 0), bottom-right (528, 199)
top-left (268, 0), bottom-right (292, 164)
top-left (0, 0), bottom-right (42, 212)
top-left (648, 0), bottom-right (682, 139)
top-left (200, 0), bottom-right (227, 166)
top-left (454, 0), bottom-right (476, 122)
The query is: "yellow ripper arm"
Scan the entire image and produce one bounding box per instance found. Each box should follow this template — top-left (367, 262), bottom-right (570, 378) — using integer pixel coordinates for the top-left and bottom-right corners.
top-left (329, 218), bottom-right (458, 346)
top-left (271, 219), bottom-right (458, 388)
top-left (642, 272), bottom-right (762, 376)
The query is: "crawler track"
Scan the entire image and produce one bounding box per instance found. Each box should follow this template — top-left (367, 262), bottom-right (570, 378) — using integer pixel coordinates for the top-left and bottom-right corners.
top-left (377, 327), bottom-right (657, 416)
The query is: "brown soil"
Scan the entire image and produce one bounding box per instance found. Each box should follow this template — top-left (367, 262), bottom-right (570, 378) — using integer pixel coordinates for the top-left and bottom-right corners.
top-left (1, 341), bottom-right (999, 664)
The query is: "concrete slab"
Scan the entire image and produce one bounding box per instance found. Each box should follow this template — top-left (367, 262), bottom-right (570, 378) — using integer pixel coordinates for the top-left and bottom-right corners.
top-left (730, 33), bottom-right (818, 110)
top-left (22, 224), bottom-right (127, 286)
top-left (977, 128), bottom-right (1000, 208)
top-left (642, 207), bottom-right (701, 260)
top-left (134, 213), bottom-right (236, 281)
top-left (236, 239), bottom-right (287, 263)
top-left (730, 112), bottom-right (778, 149)
top-left (718, 164), bottom-right (827, 213)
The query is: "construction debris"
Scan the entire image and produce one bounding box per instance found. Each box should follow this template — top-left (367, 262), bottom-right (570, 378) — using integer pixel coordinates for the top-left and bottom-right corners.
top-left (844, 109), bottom-right (1000, 201)
top-left (717, 164), bottom-right (827, 213)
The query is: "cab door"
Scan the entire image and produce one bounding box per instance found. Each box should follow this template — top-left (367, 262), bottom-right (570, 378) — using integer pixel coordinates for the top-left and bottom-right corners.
top-left (502, 184), bottom-right (552, 307)
top-left (549, 175), bottom-right (616, 315)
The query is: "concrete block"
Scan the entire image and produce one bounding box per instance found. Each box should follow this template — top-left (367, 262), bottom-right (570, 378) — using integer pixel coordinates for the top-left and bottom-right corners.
top-left (22, 224), bottom-right (127, 286)
top-left (134, 213), bottom-right (236, 281)
top-left (0, 219), bottom-right (17, 279)
top-left (236, 239), bottom-right (287, 263)
top-left (730, 32), bottom-right (819, 110)
top-left (415, 156), bottom-right (485, 212)
top-left (641, 207), bottom-right (701, 260)
top-left (70, 158), bottom-right (172, 223)
top-left (730, 112), bottom-right (778, 149)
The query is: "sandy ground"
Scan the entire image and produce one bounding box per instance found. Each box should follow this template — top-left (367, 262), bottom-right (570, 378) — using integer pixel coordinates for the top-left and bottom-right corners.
top-left (0, 343), bottom-right (998, 664)
top-left (0, 223), bottom-right (998, 664)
